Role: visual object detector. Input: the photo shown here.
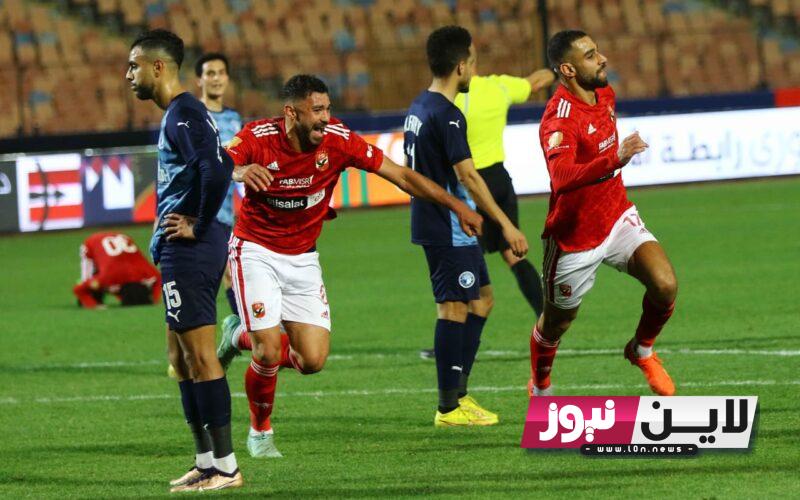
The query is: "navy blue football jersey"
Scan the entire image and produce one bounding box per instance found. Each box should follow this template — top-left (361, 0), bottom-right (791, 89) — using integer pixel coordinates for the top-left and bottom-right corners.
top-left (404, 90), bottom-right (477, 247)
top-left (151, 92), bottom-right (232, 262)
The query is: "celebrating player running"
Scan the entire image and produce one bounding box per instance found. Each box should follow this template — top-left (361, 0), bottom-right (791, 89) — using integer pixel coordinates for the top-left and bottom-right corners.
top-left (217, 74), bottom-right (482, 457)
top-left (529, 30), bottom-right (679, 398)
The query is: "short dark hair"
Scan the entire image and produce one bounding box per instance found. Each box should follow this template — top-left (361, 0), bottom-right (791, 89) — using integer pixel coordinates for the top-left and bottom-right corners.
top-left (279, 74), bottom-right (329, 101)
top-left (426, 25), bottom-right (472, 77)
top-left (195, 52), bottom-right (229, 77)
top-left (131, 29), bottom-right (184, 68)
top-left (547, 30), bottom-right (588, 70)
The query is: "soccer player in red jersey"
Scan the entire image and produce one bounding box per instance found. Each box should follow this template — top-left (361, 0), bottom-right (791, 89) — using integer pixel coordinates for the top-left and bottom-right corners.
top-left (217, 74), bottom-right (483, 457)
top-left (73, 231), bottom-right (161, 308)
top-left (529, 30), bottom-right (678, 397)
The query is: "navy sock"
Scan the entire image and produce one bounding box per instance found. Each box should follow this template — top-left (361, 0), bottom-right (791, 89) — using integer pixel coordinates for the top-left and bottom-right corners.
top-left (458, 313), bottom-right (487, 398)
top-left (511, 259), bottom-right (544, 317)
top-left (434, 319), bottom-right (465, 413)
top-left (225, 287), bottom-right (238, 316)
top-left (194, 377), bottom-right (234, 458)
top-left (178, 380), bottom-right (212, 455)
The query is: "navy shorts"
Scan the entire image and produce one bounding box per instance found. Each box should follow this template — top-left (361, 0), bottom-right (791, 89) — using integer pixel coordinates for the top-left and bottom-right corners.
top-left (423, 245), bottom-right (490, 303)
top-left (159, 220), bottom-right (228, 332)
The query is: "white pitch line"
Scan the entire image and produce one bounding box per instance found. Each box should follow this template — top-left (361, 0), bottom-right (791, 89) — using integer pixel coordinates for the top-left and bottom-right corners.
top-left (18, 347), bottom-right (800, 371)
top-left (4, 379), bottom-right (798, 406)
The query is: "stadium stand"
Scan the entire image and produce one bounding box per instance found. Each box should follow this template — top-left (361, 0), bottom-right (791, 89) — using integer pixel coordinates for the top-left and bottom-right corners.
top-left (1, 0), bottom-right (799, 138)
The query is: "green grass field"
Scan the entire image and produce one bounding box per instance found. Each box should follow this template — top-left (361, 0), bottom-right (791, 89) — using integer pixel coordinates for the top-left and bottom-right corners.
top-left (1, 177), bottom-right (799, 498)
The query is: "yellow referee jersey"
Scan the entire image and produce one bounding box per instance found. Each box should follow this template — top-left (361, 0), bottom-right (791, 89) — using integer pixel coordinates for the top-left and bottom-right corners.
top-left (454, 74), bottom-right (532, 169)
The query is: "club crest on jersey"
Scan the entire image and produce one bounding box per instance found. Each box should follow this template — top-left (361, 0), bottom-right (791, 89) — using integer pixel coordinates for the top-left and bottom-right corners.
top-left (559, 284), bottom-right (572, 298)
top-left (315, 150), bottom-right (329, 171)
top-left (608, 105), bottom-right (616, 122)
top-left (458, 271), bottom-right (476, 289)
top-left (227, 136), bottom-right (242, 149)
top-left (252, 302), bottom-right (265, 318)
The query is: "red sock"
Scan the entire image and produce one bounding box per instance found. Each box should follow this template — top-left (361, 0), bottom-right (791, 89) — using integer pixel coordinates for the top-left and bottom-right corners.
top-left (635, 294), bottom-right (675, 347)
top-left (279, 333), bottom-right (302, 371)
top-left (244, 358), bottom-right (279, 432)
top-left (530, 326), bottom-right (559, 389)
top-left (237, 328), bottom-right (252, 351)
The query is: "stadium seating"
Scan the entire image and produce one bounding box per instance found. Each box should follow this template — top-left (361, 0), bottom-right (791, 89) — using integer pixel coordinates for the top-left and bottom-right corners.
top-left (1, 0), bottom-right (800, 137)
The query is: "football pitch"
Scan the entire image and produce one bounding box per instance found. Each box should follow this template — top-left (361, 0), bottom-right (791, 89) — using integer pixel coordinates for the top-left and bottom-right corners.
top-left (1, 177), bottom-right (798, 498)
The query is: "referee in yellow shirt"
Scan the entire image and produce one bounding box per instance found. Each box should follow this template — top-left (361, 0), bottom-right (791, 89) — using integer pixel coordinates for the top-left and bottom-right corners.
top-left (460, 70), bottom-right (555, 309)
top-left (420, 67), bottom-right (555, 359)
top-left (452, 69), bottom-right (555, 318)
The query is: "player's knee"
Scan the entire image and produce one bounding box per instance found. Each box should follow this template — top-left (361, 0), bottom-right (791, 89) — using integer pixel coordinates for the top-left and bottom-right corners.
top-left (298, 354), bottom-right (326, 374)
top-left (252, 340), bottom-right (281, 365)
top-left (183, 348), bottom-right (219, 377)
top-left (476, 293), bottom-right (494, 316)
top-left (437, 301), bottom-right (468, 322)
top-left (541, 310), bottom-right (575, 338)
top-left (652, 273), bottom-right (678, 305)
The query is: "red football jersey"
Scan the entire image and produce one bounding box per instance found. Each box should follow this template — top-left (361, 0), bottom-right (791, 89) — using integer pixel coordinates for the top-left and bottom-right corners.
top-left (226, 117), bottom-right (384, 254)
top-left (538, 84), bottom-right (632, 252)
top-left (81, 232), bottom-right (159, 285)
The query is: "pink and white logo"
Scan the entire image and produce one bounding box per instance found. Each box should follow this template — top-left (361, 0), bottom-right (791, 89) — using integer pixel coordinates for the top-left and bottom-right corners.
top-left (521, 396), bottom-right (757, 451)
top-left (522, 397), bottom-right (639, 448)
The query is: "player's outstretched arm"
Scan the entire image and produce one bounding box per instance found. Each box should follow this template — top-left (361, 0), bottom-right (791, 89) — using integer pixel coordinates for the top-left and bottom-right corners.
top-left (526, 68), bottom-right (557, 95)
top-left (376, 157), bottom-right (483, 237)
top-left (453, 158), bottom-right (528, 257)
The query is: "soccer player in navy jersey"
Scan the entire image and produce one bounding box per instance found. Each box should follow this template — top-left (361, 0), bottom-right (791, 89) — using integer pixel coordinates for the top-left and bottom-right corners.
top-left (404, 26), bottom-right (529, 427)
top-left (126, 29), bottom-right (242, 492)
top-left (195, 52), bottom-right (242, 316)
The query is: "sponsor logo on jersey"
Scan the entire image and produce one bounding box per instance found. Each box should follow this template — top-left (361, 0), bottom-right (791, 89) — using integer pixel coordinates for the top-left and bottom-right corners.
top-left (458, 271), bottom-right (476, 289)
top-left (252, 302), bottom-right (265, 318)
top-left (559, 284), bottom-right (572, 298)
top-left (263, 189), bottom-right (326, 211)
top-left (315, 150), bottom-right (329, 171)
top-left (266, 161), bottom-right (279, 171)
top-left (279, 175), bottom-right (313, 189)
top-left (598, 132), bottom-right (617, 153)
top-left (588, 123), bottom-right (597, 134)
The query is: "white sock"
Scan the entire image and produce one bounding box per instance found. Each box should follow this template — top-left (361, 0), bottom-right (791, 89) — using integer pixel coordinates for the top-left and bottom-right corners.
top-left (636, 343), bottom-right (653, 358)
top-left (195, 451), bottom-right (213, 470)
top-left (249, 426), bottom-right (274, 437)
top-left (231, 326), bottom-right (243, 349)
top-left (213, 453), bottom-right (238, 475)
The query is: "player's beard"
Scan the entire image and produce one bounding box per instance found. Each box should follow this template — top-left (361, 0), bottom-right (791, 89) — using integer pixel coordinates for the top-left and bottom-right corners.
top-left (298, 122), bottom-right (324, 150)
top-left (132, 83), bottom-right (155, 101)
top-left (576, 67), bottom-right (608, 90)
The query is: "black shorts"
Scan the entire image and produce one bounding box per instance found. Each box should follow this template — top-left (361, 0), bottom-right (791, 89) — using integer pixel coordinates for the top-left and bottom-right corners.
top-left (159, 220), bottom-right (228, 332)
top-left (423, 245), bottom-right (490, 303)
top-left (476, 162), bottom-right (519, 254)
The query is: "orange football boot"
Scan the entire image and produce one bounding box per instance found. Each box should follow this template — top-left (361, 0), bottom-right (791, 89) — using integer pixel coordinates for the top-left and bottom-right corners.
top-left (624, 339), bottom-right (675, 396)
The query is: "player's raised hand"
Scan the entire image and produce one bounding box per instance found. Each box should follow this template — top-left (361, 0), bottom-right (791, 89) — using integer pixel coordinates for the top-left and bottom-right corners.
top-left (617, 131), bottom-right (648, 167)
top-left (455, 204), bottom-right (483, 238)
top-left (162, 213), bottom-right (197, 241)
top-left (233, 163), bottom-right (274, 192)
top-left (502, 225), bottom-right (529, 258)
